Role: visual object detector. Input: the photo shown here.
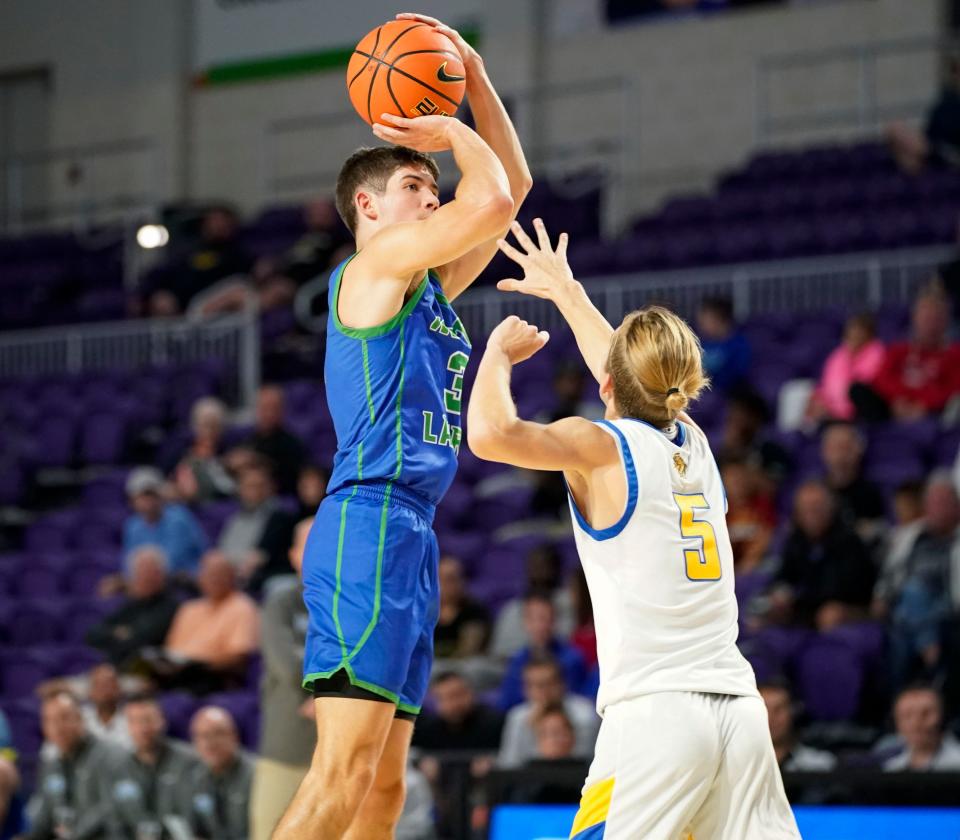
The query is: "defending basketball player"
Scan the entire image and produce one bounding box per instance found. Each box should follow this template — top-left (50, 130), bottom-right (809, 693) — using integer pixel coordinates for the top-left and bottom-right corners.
top-left (467, 219), bottom-right (802, 839)
top-left (271, 13), bottom-right (531, 840)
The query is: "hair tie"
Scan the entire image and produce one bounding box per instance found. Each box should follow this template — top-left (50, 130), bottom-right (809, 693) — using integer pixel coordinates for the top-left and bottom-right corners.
top-left (666, 388), bottom-right (681, 397)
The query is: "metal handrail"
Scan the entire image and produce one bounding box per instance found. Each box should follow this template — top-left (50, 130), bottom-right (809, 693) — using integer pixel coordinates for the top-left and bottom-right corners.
top-left (755, 37), bottom-right (948, 144)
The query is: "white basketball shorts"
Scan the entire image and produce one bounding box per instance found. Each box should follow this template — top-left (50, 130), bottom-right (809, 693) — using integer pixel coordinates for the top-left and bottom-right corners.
top-left (568, 691), bottom-right (801, 840)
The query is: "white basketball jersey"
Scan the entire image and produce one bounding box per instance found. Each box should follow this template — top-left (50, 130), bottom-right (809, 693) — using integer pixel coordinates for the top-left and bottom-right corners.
top-left (569, 418), bottom-right (759, 715)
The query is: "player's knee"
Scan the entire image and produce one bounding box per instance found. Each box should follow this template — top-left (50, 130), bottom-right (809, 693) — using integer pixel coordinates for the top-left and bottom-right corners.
top-left (308, 746), bottom-right (378, 799)
top-left (368, 773), bottom-right (407, 818)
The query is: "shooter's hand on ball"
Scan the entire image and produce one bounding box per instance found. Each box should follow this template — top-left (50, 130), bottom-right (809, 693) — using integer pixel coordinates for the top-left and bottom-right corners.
top-left (372, 113), bottom-right (456, 153)
top-left (395, 12), bottom-right (482, 72)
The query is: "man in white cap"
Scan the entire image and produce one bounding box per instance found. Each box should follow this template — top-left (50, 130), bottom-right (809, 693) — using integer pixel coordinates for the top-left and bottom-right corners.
top-left (123, 466), bottom-right (208, 577)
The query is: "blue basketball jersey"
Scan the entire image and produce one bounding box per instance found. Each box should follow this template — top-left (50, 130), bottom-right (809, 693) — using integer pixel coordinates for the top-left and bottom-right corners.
top-left (324, 254), bottom-right (471, 506)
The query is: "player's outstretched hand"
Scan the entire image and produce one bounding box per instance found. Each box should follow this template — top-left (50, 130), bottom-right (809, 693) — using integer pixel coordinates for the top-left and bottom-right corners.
top-left (497, 219), bottom-right (575, 301)
top-left (489, 315), bottom-right (550, 365)
top-left (395, 12), bottom-right (481, 72)
top-left (372, 113), bottom-right (455, 153)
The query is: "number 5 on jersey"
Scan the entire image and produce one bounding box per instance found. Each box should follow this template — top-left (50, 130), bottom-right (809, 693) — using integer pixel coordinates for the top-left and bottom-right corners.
top-left (673, 493), bottom-right (721, 581)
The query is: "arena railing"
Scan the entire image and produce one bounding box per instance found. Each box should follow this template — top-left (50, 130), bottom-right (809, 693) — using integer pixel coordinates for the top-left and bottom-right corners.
top-left (0, 309), bottom-right (260, 411)
top-left (451, 244), bottom-right (953, 340)
top-left (754, 37), bottom-right (947, 145)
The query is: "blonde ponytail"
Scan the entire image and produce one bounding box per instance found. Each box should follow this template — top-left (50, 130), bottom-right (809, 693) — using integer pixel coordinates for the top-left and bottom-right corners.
top-left (606, 306), bottom-right (708, 425)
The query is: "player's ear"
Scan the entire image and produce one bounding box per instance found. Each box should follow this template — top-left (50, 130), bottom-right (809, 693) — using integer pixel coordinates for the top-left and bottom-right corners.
top-left (599, 372), bottom-right (615, 405)
top-left (355, 188), bottom-right (378, 223)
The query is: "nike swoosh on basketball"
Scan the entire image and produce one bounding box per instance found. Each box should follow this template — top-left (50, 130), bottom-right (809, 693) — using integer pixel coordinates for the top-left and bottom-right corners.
top-left (436, 62), bottom-right (465, 83)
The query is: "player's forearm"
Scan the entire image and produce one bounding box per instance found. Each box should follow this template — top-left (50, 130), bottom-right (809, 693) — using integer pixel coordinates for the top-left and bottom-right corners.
top-left (466, 61), bottom-right (533, 205)
top-left (448, 119), bottom-right (513, 212)
top-left (554, 281), bottom-right (615, 385)
top-left (467, 348), bottom-right (520, 458)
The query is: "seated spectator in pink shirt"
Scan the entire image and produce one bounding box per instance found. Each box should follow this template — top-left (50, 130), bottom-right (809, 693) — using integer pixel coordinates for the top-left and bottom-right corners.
top-left (139, 550), bottom-right (260, 693)
top-left (808, 313), bottom-right (886, 422)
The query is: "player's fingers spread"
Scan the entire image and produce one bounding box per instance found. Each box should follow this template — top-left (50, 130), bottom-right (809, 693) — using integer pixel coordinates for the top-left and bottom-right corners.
top-left (510, 221), bottom-right (537, 254)
top-left (557, 232), bottom-right (569, 259)
top-left (533, 218), bottom-right (552, 252)
top-left (538, 330), bottom-right (551, 344)
top-left (497, 238), bottom-right (528, 265)
top-left (496, 278), bottom-right (520, 293)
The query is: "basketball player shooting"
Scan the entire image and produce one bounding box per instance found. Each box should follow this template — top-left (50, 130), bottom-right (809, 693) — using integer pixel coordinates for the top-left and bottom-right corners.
top-left (466, 219), bottom-right (802, 839)
top-left (271, 13), bottom-right (531, 840)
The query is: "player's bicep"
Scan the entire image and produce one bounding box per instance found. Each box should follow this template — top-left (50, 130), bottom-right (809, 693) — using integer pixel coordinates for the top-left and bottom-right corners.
top-left (365, 195), bottom-right (513, 278)
top-left (468, 416), bottom-right (617, 473)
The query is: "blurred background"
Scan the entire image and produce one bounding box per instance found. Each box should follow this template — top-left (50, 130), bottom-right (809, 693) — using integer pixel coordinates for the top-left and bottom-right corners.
top-left (1, 0), bottom-right (960, 837)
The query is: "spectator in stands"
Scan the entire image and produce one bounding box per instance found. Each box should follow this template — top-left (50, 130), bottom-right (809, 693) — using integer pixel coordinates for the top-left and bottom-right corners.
top-left (26, 692), bottom-right (123, 840)
top-left (187, 706), bottom-right (253, 840)
top-left (883, 684), bottom-right (960, 770)
top-left (257, 199), bottom-right (348, 289)
top-left (498, 655), bottom-right (599, 768)
top-left (768, 480), bottom-right (876, 630)
top-left (718, 389), bottom-right (793, 489)
top-left (413, 671), bottom-right (504, 752)
top-left (568, 566), bottom-right (597, 670)
top-left (759, 681), bottom-right (837, 771)
top-left (86, 545), bottom-right (180, 669)
top-left (855, 290), bottom-right (960, 422)
top-left (874, 472), bottom-right (960, 689)
top-left (499, 592), bottom-right (587, 709)
top-left (296, 464), bottom-right (328, 520)
top-left (173, 397), bottom-right (236, 504)
top-left (218, 459), bottom-right (297, 594)
top-left (807, 313), bottom-right (886, 423)
top-left (434, 555), bottom-right (491, 659)
top-left (251, 517), bottom-right (316, 840)
top-left (819, 422), bottom-right (887, 540)
top-left (112, 695), bottom-right (199, 834)
top-left (38, 664), bottom-right (134, 756)
top-left (0, 709), bottom-right (23, 839)
top-left (696, 296), bottom-right (751, 392)
top-left (80, 663), bottom-right (132, 750)
top-left (722, 457), bottom-right (776, 574)
top-left (491, 545), bottom-right (575, 660)
top-left (413, 671), bottom-right (501, 840)
top-left (534, 704), bottom-right (577, 761)
top-left (225, 385), bottom-right (307, 496)
top-left (122, 466), bottom-right (207, 577)
top-left (146, 205), bottom-right (253, 317)
top-left (144, 550), bottom-right (260, 693)
top-left (887, 57), bottom-right (960, 174)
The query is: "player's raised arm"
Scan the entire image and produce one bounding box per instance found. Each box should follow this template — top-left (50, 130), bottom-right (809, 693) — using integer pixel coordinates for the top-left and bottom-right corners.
top-left (497, 219), bottom-right (615, 385)
top-left (466, 316), bottom-right (616, 472)
top-left (359, 115), bottom-right (514, 281)
top-left (394, 12), bottom-right (533, 300)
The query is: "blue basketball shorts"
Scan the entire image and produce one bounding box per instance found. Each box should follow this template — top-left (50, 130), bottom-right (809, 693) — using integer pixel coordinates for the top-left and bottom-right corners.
top-left (301, 480), bottom-right (439, 715)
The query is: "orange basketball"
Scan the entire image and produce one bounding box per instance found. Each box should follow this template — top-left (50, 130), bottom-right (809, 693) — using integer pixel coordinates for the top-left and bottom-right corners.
top-left (347, 20), bottom-right (466, 126)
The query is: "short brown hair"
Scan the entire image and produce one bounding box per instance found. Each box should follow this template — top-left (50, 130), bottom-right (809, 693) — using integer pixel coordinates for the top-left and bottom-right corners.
top-left (335, 146), bottom-right (440, 235)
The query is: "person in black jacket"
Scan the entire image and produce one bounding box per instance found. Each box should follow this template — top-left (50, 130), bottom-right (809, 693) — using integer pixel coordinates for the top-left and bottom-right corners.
top-left (769, 480), bottom-right (876, 631)
top-left (86, 546), bottom-right (180, 670)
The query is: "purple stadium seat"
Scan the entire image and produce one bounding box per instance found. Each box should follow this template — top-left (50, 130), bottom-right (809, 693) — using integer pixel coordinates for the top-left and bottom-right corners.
top-left (14, 562), bottom-right (62, 599)
top-left (1, 700), bottom-right (42, 755)
top-left (8, 600), bottom-right (63, 645)
top-left (61, 599), bottom-right (115, 645)
top-left (53, 645), bottom-right (105, 676)
top-left (79, 411), bottom-right (128, 465)
top-left (82, 473), bottom-right (129, 509)
top-left (0, 651), bottom-right (54, 700)
top-left (473, 486), bottom-right (536, 532)
top-left (796, 636), bottom-right (864, 721)
top-left (73, 515), bottom-right (122, 551)
top-left (436, 531), bottom-right (487, 575)
top-left (158, 692), bottom-right (201, 741)
top-left (31, 415), bottom-right (76, 468)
